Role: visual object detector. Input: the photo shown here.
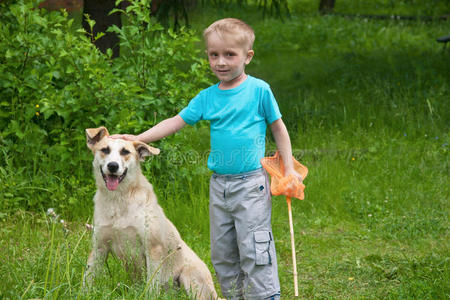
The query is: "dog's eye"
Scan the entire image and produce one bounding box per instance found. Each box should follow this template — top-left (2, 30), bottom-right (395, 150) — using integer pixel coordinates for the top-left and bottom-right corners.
top-left (120, 148), bottom-right (130, 156)
top-left (101, 147), bottom-right (110, 154)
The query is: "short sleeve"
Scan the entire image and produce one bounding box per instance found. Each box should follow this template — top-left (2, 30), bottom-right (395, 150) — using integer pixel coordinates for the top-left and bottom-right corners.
top-left (178, 92), bottom-right (204, 125)
top-left (262, 86), bottom-right (282, 124)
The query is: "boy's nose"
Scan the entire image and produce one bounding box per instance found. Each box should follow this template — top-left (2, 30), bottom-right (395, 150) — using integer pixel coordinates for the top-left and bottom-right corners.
top-left (217, 56), bottom-right (226, 66)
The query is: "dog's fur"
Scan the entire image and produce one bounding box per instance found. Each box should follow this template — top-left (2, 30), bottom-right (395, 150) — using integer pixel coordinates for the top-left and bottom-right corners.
top-left (84, 127), bottom-right (219, 300)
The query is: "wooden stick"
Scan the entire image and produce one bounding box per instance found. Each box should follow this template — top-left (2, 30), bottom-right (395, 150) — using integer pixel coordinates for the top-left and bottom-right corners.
top-left (287, 197), bottom-right (299, 297)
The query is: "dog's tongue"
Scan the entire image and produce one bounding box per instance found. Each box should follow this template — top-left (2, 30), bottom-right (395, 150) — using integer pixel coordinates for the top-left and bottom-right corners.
top-left (106, 175), bottom-right (119, 191)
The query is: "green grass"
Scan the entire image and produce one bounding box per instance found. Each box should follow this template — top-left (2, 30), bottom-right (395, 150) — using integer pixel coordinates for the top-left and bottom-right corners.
top-left (0, 211), bottom-right (201, 299)
top-left (1, 1), bottom-right (449, 299)
top-left (1, 128), bottom-right (447, 299)
top-left (1, 130), bottom-right (448, 298)
top-left (278, 127), bottom-right (448, 299)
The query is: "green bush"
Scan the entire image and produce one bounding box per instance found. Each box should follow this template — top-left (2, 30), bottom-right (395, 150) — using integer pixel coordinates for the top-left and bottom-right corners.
top-left (0, 0), bottom-right (210, 214)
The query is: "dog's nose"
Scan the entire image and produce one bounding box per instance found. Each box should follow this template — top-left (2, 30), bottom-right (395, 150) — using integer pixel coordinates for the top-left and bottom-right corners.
top-left (107, 162), bottom-right (119, 173)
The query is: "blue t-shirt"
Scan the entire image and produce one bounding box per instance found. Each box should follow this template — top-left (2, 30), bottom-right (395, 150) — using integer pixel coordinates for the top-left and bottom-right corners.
top-left (179, 75), bottom-right (282, 174)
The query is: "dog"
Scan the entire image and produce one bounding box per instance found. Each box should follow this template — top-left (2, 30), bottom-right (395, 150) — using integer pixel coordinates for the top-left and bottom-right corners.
top-left (84, 126), bottom-right (219, 300)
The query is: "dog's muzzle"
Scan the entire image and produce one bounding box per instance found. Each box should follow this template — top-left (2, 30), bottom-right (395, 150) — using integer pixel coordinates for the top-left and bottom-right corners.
top-left (100, 166), bottom-right (127, 191)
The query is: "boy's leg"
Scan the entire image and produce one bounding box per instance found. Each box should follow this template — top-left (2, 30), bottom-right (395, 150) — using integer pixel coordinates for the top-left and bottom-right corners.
top-left (228, 169), bottom-right (281, 300)
top-left (210, 174), bottom-right (244, 299)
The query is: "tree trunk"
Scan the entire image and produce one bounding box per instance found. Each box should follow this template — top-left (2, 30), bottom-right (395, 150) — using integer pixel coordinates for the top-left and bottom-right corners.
top-left (82, 0), bottom-right (121, 58)
top-left (319, 0), bottom-right (335, 14)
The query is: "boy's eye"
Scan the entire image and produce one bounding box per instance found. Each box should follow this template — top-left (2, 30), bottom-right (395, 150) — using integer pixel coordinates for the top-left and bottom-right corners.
top-left (120, 148), bottom-right (130, 156)
top-left (101, 147), bottom-right (110, 154)
top-left (226, 52), bottom-right (236, 56)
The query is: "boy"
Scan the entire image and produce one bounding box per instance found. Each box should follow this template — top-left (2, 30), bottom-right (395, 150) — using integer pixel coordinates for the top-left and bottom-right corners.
top-left (112, 18), bottom-right (301, 300)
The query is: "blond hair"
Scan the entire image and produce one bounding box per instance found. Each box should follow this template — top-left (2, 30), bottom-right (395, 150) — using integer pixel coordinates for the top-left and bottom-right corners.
top-left (203, 18), bottom-right (255, 51)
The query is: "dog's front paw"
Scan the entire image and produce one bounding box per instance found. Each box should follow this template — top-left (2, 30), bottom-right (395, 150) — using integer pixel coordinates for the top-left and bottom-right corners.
top-left (82, 265), bottom-right (95, 290)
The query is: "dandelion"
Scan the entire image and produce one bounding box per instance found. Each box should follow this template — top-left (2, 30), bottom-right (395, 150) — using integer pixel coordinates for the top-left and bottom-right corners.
top-left (60, 219), bottom-right (69, 234)
top-left (47, 208), bottom-right (56, 217)
top-left (348, 277), bottom-right (354, 281)
top-left (352, 157), bottom-right (355, 161)
top-left (35, 112), bottom-right (40, 116)
top-left (35, 104), bottom-right (39, 108)
top-left (46, 208), bottom-right (70, 235)
top-left (47, 208), bottom-right (59, 222)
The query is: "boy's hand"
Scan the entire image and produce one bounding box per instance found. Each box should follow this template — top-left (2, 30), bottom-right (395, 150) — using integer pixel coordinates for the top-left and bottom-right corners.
top-left (274, 166), bottom-right (305, 200)
top-left (284, 167), bottom-right (303, 183)
top-left (110, 134), bottom-right (139, 141)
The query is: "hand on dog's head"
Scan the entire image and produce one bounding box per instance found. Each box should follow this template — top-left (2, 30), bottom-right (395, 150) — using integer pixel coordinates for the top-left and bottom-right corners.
top-left (86, 127), bottom-right (160, 161)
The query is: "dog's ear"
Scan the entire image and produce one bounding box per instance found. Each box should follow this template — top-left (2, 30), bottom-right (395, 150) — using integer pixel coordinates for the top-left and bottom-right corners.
top-left (86, 127), bottom-right (109, 149)
top-left (133, 141), bottom-right (160, 161)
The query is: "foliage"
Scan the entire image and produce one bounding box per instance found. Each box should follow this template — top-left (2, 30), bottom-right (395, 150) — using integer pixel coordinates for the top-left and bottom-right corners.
top-left (211, 0), bottom-right (291, 19)
top-left (0, 0), bottom-right (210, 214)
top-left (332, 0), bottom-right (450, 16)
top-left (109, 0), bottom-right (211, 129)
top-left (288, 0), bottom-right (450, 16)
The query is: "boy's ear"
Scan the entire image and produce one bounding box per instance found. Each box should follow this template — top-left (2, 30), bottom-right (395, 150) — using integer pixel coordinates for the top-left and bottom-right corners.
top-left (245, 49), bottom-right (254, 65)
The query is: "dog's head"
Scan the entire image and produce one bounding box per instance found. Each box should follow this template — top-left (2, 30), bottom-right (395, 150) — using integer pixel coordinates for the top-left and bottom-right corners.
top-left (86, 127), bottom-right (160, 191)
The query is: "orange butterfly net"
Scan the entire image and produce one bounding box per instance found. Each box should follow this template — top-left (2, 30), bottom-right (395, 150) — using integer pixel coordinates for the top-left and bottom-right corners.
top-left (261, 150), bottom-right (308, 200)
top-left (261, 150), bottom-right (308, 297)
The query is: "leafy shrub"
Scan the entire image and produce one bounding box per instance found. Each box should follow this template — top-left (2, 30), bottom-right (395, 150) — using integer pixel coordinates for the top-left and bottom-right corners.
top-left (0, 0), bottom-right (210, 215)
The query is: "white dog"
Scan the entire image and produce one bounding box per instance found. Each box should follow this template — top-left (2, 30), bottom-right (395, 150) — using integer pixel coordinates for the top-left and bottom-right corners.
top-left (84, 126), bottom-right (219, 300)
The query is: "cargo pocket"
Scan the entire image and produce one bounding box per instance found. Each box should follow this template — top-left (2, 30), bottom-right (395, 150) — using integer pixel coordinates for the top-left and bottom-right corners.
top-left (254, 231), bottom-right (272, 265)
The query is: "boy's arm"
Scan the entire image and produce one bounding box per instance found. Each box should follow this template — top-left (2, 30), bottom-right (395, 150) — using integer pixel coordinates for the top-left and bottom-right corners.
top-left (111, 115), bottom-right (187, 143)
top-left (270, 118), bottom-right (302, 181)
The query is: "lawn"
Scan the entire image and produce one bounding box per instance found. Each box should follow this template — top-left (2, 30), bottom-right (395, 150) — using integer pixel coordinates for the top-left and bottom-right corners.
top-left (0, 1), bottom-right (449, 299)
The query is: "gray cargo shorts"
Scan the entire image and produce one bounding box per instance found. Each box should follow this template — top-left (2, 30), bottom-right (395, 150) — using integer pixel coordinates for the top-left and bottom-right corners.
top-left (209, 168), bottom-right (281, 299)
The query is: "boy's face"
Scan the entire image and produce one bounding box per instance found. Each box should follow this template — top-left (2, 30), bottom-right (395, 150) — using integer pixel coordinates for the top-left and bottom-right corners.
top-left (206, 32), bottom-right (254, 88)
